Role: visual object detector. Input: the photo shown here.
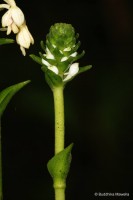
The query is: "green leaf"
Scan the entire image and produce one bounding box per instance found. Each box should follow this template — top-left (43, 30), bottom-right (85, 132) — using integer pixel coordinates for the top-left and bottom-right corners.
top-left (47, 143), bottom-right (73, 188)
top-left (41, 67), bottom-right (63, 90)
top-left (29, 54), bottom-right (42, 65)
top-left (0, 80), bottom-right (30, 117)
top-left (40, 40), bottom-right (46, 52)
top-left (79, 65), bottom-right (92, 74)
top-left (0, 38), bottom-right (14, 45)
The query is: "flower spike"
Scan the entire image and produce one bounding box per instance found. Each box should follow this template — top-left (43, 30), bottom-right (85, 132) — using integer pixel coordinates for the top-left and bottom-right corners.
top-left (30, 23), bottom-right (92, 89)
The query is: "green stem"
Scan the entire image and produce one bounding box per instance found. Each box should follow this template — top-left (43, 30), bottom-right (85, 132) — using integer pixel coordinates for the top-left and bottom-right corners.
top-left (53, 86), bottom-right (65, 155)
top-left (55, 188), bottom-right (65, 200)
top-left (53, 85), bottom-right (65, 200)
top-left (0, 118), bottom-right (2, 200)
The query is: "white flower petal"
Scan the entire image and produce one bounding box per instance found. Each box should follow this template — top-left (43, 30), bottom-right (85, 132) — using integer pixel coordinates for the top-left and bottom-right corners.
top-left (24, 25), bottom-right (34, 44)
top-left (4, 0), bottom-right (16, 7)
top-left (20, 45), bottom-right (26, 56)
top-left (63, 63), bottom-right (79, 82)
top-left (63, 47), bottom-right (71, 51)
top-left (2, 10), bottom-right (12, 27)
top-left (16, 24), bottom-right (34, 49)
top-left (16, 24), bottom-right (34, 55)
top-left (11, 22), bottom-right (19, 33)
top-left (42, 59), bottom-right (50, 67)
top-left (11, 6), bottom-right (25, 27)
top-left (61, 56), bottom-right (68, 62)
top-left (0, 4), bottom-right (10, 9)
top-left (46, 47), bottom-right (54, 59)
top-left (42, 58), bottom-right (59, 75)
top-left (16, 30), bottom-right (29, 48)
top-left (63, 74), bottom-right (71, 82)
top-left (70, 52), bottom-right (77, 57)
top-left (48, 66), bottom-right (59, 74)
top-left (69, 63), bottom-right (79, 75)
top-left (6, 25), bottom-right (11, 34)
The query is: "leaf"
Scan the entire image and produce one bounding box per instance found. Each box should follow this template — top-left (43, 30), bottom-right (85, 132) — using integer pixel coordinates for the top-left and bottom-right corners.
top-left (79, 65), bottom-right (92, 74)
top-left (29, 54), bottom-right (43, 65)
top-left (41, 65), bottom-right (63, 90)
top-left (0, 80), bottom-right (30, 117)
top-left (0, 38), bottom-right (14, 45)
top-left (47, 143), bottom-right (73, 187)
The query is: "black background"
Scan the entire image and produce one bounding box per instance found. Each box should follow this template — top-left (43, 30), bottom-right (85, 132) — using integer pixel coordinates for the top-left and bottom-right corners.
top-left (0, 0), bottom-right (133, 199)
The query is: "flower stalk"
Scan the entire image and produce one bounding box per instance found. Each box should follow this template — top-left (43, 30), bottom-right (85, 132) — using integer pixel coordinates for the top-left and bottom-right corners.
top-left (53, 85), bottom-right (65, 155)
top-left (52, 83), bottom-right (66, 200)
top-left (55, 187), bottom-right (65, 200)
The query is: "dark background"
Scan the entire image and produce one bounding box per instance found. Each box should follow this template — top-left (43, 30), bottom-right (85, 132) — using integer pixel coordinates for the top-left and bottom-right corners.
top-left (0, 0), bottom-right (133, 199)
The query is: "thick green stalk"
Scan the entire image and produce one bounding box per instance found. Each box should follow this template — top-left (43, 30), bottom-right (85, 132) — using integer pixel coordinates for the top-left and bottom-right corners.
top-left (0, 118), bottom-right (2, 200)
top-left (53, 85), bottom-right (65, 200)
top-left (53, 85), bottom-right (65, 155)
top-left (55, 188), bottom-right (65, 200)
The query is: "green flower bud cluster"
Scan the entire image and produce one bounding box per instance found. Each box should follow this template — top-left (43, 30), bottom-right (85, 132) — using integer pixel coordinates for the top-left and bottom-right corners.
top-left (30, 23), bottom-right (92, 89)
top-left (47, 23), bottom-right (77, 51)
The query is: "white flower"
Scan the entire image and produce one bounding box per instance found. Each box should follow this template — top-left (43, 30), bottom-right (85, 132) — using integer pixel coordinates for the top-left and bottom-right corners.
top-left (61, 51), bottom-right (77, 62)
top-left (0, 0), bottom-right (25, 35)
top-left (42, 58), bottom-right (59, 75)
top-left (45, 47), bottom-right (55, 59)
top-left (61, 56), bottom-right (68, 62)
top-left (48, 65), bottom-right (59, 75)
top-left (63, 47), bottom-right (71, 51)
top-left (70, 52), bottom-right (77, 57)
top-left (16, 24), bottom-right (34, 56)
top-left (42, 56), bottom-right (79, 81)
top-left (41, 47), bottom-right (59, 74)
top-left (41, 45), bottom-right (79, 82)
top-left (63, 63), bottom-right (79, 82)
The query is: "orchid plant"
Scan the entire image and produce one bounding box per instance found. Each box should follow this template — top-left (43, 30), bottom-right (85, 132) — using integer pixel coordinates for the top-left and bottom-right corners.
top-left (0, 1), bottom-right (92, 200)
top-left (31, 23), bottom-right (92, 200)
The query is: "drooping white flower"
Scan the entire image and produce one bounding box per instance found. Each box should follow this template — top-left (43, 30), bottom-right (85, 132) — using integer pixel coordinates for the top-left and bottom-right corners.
top-left (0, 0), bottom-right (25, 35)
top-left (16, 24), bottom-right (34, 56)
top-left (63, 63), bottom-right (79, 82)
top-left (0, 0), bottom-right (34, 55)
